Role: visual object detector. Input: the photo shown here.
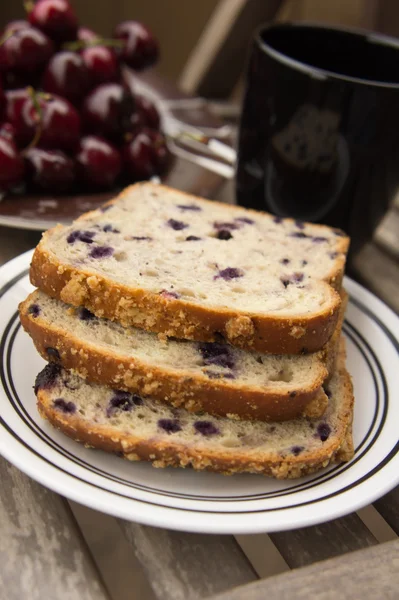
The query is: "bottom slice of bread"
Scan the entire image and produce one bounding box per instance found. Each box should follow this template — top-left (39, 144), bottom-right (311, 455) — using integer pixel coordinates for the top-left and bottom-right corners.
top-left (35, 342), bottom-right (354, 479)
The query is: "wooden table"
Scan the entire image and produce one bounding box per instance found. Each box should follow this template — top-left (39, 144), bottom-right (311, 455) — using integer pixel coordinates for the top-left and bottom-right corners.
top-left (1, 147), bottom-right (399, 600)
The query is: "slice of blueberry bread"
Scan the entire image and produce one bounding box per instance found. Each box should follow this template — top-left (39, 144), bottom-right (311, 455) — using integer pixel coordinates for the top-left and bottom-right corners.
top-left (30, 182), bottom-right (349, 354)
top-left (35, 340), bottom-right (354, 478)
top-left (20, 290), bottom-right (346, 421)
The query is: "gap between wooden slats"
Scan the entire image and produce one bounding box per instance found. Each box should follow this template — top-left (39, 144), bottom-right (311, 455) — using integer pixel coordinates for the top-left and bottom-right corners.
top-left (235, 506), bottom-right (398, 578)
top-left (267, 514), bottom-right (377, 568)
top-left (352, 242), bottom-right (399, 313)
top-left (69, 501), bottom-right (156, 600)
top-left (117, 520), bottom-right (258, 600)
top-left (357, 505), bottom-right (397, 543)
top-left (374, 208), bottom-right (399, 260)
top-left (374, 486), bottom-right (399, 535)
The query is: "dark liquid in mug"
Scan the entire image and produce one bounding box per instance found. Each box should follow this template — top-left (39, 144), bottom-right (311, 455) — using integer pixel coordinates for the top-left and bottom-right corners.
top-left (236, 25), bottom-right (399, 252)
top-left (263, 27), bottom-right (399, 83)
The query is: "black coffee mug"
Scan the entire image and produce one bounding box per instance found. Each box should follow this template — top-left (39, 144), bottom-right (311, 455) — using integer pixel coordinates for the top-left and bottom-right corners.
top-left (236, 23), bottom-right (399, 253)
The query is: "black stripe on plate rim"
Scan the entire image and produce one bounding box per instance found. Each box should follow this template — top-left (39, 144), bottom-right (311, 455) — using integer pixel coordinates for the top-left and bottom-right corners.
top-left (0, 269), bottom-right (29, 300)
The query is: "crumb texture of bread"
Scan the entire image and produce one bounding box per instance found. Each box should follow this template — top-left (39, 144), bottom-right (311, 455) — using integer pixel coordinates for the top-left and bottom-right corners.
top-left (35, 344), bottom-right (354, 479)
top-left (30, 182), bottom-right (349, 354)
top-left (20, 290), bottom-right (348, 421)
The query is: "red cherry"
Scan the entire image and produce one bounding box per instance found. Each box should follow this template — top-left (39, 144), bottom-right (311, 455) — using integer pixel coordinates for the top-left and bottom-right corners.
top-left (42, 51), bottom-right (88, 104)
top-left (36, 94), bottom-right (81, 151)
top-left (0, 79), bottom-right (4, 117)
top-left (132, 95), bottom-right (160, 130)
top-left (0, 122), bottom-right (17, 144)
top-left (123, 128), bottom-right (168, 180)
top-left (0, 27), bottom-right (54, 73)
top-left (129, 109), bottom-right (145, 131)
top-left (26, 94), bottom-right (81, 151)
top-left (149, 130), bottom-right (168, 171)
top-left (1, 21), bottom-right (31, 36)
top-left (77, 27), bottom-right (99, 44)
top-left (81, 83), bottom-right (134, 140)
top-left (0, 136), bottom-right (24, 192)
top-left (81, 46), bottom-right (119, 88)
top-left (114, 21), bottom-right (159, 70)
top-left (75, 135), bottom-right (121, 189)
top-left (24, 147), bottom-right (75, 192)
top-left (28, 0), bottom-right (78, 43)
top-left (5, 88), bottom-right (82, 150)
top-left (4, 88), bottom-right (30, 147)
top-left (5, 89), bottom-right (80, 150)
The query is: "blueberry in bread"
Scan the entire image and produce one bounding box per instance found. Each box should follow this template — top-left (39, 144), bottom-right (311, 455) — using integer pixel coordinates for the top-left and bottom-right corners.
top-left (30, 182), bottom-right (349, 354)
top-left (35, 341), bottom-right (354, 479)
top-left (20, 290), bottom-right (346, 421)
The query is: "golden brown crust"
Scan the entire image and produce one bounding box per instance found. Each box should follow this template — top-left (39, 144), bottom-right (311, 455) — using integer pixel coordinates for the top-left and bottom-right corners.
top-left (36, 362), bottom-right (354, 479)
top-left (20, 291), bottom-right (345, 422)
top-left (321, 290), bottom-right (348, 382)
top-left (29, 183), bottom-right (348, 355)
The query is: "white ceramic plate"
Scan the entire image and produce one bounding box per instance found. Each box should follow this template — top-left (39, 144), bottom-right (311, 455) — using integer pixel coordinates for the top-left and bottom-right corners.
top-left (0, 250), bottom-right (398, 534)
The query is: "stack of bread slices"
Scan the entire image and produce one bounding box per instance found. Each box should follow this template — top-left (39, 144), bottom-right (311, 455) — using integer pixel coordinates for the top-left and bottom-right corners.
top-left (19, 182), bottom-right (353, 479)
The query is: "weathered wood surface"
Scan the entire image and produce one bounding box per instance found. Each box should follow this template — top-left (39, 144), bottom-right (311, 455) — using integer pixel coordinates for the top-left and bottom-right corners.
top-left (375, 208), bottom-right (399, 260)
top-left (352, 241), bottom-right (399, 313)
top-left (235, 533), bottom-right (289, 578)
top-left (70, 501), bottom-right (157, 600)
top-left (209, 537), bottom-right (399, 600)
top-left (179, 0), bottom-right (283, 98)
top-left (118, 521), bottom-right (257, 600)
top-left (374, 486), bottom-right (399, 535)
top-left (269, 513), bottom-right (377, 568)
top-left (0, 457), bottom-right (108, 600)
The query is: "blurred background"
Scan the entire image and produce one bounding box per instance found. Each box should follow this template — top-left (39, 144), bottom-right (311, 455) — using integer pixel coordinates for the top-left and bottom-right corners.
top-left (1, 0), bottom-right (398, 101)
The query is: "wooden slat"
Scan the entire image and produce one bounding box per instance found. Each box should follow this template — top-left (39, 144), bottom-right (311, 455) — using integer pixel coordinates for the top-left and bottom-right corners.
top-left (69, 502), bottom-right (157, 600)
top-left (357, 505), bottom-right (397, 544)
top-left (374, 487), bottom-right (399, 535)
top-left (351, 241), bottom-right (399, 313)
top-left (117, 521), bottom-right (258, 600)
top-left (235, 533), bottom-right (289, 578)
top-left (209, 538), bottom-right (399, 600)
top-left (374, 209), bottom-right (399, 260)
top-left (269, 514), bottom-right (377, 568)
top-left (0, 458), bottom-right (108, 600)
top-left (179, 0), bottom-right (283, 98)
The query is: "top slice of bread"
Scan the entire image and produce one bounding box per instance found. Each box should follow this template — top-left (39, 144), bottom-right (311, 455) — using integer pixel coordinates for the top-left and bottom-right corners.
top-left (30, 183), bottom-right (349, 354)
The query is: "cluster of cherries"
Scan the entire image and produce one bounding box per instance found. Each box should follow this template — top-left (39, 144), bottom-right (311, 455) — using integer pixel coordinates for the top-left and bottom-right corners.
top-left (0, 0), bottom-right (168, 195)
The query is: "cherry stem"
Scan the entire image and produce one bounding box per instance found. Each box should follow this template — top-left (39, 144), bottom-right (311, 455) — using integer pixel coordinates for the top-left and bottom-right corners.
top-left (0, 30), bottom-right (15, 48)
top-left (23, 87), bottom-right (46, 153)
top-left (23, 0), bottom-right (35, 14)
top-left (63, 38), bottom-right (124, 51)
